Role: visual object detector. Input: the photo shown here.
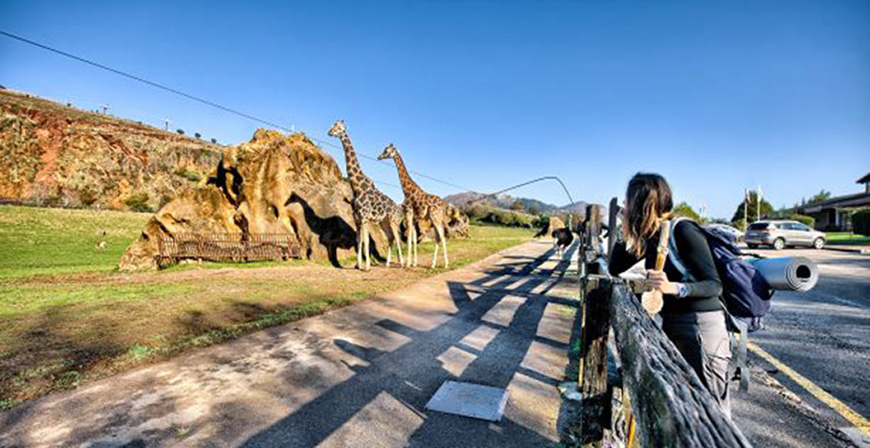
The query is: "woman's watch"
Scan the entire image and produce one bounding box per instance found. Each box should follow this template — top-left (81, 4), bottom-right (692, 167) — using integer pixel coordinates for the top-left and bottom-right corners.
top-left (675, 282), bottom-right (689, 298)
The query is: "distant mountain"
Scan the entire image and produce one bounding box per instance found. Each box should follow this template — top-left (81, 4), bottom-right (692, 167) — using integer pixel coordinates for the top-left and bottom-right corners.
top-left (444, 191), bottom-right (589, 215)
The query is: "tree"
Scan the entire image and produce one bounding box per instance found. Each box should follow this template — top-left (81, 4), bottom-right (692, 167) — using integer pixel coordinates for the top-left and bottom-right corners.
top-left (807, 189), bottom-right (832, 205)
top-left (673, 202), bottom-right (700, 220)
top-left (194, 132), bottom-right (201, 139)
top-left (211, 138), bottom-right (217, 144)
top-left (527, 205), bottom-right (541, 216)
top-left (731, 191), bottom-right (773, 226)
top-left (510, 199), bottom-right (524, 211)
top-left (176, 129), bottom-right (185, 135)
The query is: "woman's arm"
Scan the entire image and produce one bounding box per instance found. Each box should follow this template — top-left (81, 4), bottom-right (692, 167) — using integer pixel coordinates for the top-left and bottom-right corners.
top-left (673, 221), bottom-right (722, 298)
top-left (608, 241), bottom-right (642, 276)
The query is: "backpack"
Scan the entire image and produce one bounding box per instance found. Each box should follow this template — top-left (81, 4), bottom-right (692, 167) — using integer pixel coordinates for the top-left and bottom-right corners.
top-left (666, 218), bottom-right (773, 391)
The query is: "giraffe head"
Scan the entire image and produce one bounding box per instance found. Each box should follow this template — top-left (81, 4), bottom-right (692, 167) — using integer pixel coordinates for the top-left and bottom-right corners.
top-left (377, 144), bottom-right (399, 161)
top-left (327, 120), bottom-right (346, 138)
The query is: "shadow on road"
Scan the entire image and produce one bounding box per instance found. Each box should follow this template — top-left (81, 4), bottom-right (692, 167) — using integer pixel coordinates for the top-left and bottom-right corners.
top-left (237, 242), bottom-right (579, 448)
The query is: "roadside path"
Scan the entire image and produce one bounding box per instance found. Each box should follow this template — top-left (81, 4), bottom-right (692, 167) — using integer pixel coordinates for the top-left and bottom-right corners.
top-left (0, 240), bottom-right (580, 448)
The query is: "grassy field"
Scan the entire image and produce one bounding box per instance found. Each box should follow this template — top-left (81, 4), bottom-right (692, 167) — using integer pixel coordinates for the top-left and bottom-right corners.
top-left (826, 232), bottom-right (870, 246)
top-left (0, 205), bottom-right (534, 409)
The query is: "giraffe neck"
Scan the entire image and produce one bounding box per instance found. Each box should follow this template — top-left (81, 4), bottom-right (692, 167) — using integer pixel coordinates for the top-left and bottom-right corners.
top-left (338, 132), bottom-right (368, 195)
top-left (391, 152), bottom-right (423, 198)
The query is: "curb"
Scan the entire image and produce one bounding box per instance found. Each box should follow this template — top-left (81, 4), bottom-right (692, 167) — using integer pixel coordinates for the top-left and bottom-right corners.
top-left (825, 246), bottom-right (870, 255)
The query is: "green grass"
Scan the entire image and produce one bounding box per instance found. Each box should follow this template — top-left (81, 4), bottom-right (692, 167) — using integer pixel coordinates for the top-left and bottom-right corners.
top-left (0, 204), bottom-right (534, 407)
top-left (825, 232), bottom-right (870, 246)
top-left (0, 206), bottom-right (150, 279)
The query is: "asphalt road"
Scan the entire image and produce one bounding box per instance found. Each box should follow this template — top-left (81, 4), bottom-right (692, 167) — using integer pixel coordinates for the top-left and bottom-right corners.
top-left (0, 241), bottom-right (866, 447)
top-left (0, 240), bottom-right (581, 448)
top-left (733, 247), bottom-right (870, 448)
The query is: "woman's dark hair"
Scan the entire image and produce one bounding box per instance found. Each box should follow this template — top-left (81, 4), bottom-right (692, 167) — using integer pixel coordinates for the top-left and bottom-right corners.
top-left (623, 172), bottom-right (674, 257)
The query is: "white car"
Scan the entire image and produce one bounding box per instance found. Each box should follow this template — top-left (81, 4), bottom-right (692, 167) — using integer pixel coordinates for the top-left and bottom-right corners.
top-left (705, 223), bottom-right (744, 243)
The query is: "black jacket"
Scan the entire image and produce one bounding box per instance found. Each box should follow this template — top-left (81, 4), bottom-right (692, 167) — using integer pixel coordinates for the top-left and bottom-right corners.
top-left (609, 220), bottom-right (723, 314)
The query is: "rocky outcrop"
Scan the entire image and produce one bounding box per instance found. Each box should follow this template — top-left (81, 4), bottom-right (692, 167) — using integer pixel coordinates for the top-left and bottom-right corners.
top-left (411, 203), bottom-right (470, 241)
top-left (0, 89), bottom-right (219, 211)
top-left (534, 216), bottom-right (565, 238)
top-left (120, 129), bottom-right (391, 270)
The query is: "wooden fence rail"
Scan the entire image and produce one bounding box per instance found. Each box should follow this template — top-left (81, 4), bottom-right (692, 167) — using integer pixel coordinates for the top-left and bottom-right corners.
top-left (158, 233), bottom-right (301, 267)
top-left (574, 202), bottom-right (752, 448)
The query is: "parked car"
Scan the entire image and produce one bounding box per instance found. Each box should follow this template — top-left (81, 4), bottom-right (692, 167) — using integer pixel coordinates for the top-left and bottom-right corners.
top-left (705, 223), bottom-right (744, 243)
top-left (744, 220), bottom-right (826, 250)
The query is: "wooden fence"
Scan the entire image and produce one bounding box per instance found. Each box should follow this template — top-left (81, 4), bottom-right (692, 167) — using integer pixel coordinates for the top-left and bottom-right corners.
top-left (158, 233), bottom-right (301, 267)
top-left (573, 202), bottom-right (752, 448)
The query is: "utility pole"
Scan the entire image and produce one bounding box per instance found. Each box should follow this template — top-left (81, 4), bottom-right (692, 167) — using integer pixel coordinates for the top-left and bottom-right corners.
top-left (757, 185), bottom-right (762, 221)
top-left (744, 188), bottom-right (748, 229)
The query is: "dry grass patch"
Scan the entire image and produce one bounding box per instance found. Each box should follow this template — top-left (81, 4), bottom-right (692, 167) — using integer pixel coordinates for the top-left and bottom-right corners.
top-left (0, 205), bottom-right (533, 409)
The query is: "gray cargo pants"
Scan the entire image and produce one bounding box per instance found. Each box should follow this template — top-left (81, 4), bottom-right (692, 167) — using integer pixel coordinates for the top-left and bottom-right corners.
top-left (662, 310), bottom-right (732, 417)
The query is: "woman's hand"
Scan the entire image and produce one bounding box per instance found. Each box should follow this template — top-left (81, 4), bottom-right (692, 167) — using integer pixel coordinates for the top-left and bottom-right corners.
top-left (647, 270), bottom-right (678, 295)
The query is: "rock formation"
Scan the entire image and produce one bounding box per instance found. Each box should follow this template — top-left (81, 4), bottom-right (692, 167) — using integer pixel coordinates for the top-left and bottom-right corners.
top-left (534, 216), bottom-right (566, 238)
top-left (120, 129), bottom-right (390, 269)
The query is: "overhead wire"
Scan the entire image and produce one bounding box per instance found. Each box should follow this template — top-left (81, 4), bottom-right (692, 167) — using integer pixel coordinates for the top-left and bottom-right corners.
top-left (0, 29), bottom-right (469, 193)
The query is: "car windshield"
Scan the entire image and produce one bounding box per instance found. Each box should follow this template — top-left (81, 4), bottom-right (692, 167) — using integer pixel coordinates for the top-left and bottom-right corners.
top-left (748, 222), bottom-right (770, 230)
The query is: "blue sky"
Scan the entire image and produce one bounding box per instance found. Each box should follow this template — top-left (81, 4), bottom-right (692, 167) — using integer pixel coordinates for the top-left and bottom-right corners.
top-left (1, 0), bottom-right (868, 218)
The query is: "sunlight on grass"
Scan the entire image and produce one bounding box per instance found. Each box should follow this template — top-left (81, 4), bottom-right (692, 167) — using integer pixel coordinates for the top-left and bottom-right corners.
top-left (0, 204), bottom-right (535, 407)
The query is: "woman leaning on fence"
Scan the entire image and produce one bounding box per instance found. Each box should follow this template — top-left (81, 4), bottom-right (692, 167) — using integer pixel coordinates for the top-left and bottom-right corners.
top-left (608, 173), bottom-right (732, 416)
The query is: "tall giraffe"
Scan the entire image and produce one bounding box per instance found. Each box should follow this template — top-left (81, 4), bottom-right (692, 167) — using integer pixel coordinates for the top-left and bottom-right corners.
top-left (328, 120), bottom-right (403, 270)
top-left (378, 144), bottom-right (449, 268)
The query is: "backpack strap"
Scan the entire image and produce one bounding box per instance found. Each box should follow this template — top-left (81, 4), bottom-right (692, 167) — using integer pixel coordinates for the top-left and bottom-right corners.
top-left (666, 217), bottom-right (751, 391)
top-left (731, 316), bottom-right (750, 391)
top-left (666, 217), bottom-right (694, 282)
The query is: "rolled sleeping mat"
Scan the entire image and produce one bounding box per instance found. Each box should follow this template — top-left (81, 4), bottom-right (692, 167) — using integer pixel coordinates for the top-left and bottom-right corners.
top-left (747, 257), bottom-right (819, 292)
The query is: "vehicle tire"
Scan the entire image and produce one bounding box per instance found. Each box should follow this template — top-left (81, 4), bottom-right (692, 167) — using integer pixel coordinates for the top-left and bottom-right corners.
top-left (813, 238), bottom-right (825, 250)
top-left (748, 244), bottom-right (758, 249)
top-left (773, 238), bottom-right (785, 250)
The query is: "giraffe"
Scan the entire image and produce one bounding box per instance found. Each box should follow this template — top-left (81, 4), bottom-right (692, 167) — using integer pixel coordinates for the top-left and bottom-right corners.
top-left (328, 120), bottom-right (404, 270)
top-left (377, 144), bottom-right (449, 268)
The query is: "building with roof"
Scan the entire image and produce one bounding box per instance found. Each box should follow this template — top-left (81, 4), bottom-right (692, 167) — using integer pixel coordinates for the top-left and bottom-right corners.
top-left (796, 173), bottom-right (870, 231)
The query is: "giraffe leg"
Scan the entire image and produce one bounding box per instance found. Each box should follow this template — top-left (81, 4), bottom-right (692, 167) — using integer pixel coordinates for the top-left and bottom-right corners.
top-left (439, 225), bottom-right (449, 268)
top-left (431, 228), bottom-right (440, 269)
top-left (356, 221), bottom-right (363, 270)
top-left (406, 214), bottom-right (414, 267)
top-left (393, 222), bottom-right (404, 267)
top-left (414, 225), bottom-right (419, 267)
top-left (364, 226), bottom-right (371, 271)
top-left (385, 222), bottom-right (392, 268)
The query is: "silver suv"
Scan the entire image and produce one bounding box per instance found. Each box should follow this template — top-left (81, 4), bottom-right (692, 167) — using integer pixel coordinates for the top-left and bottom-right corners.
top-left (744, 220), bottom-right (827, 250)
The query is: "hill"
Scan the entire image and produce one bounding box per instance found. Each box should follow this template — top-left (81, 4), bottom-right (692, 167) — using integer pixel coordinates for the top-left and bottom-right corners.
top-left (0, 88), bottom-right (222, 211)
top-left (444, 191), bottom-right (588, 215)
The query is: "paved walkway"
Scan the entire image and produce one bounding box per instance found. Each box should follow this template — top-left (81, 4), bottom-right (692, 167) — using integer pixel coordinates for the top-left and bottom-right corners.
top-left (0, 240), bottom-right (580, 448)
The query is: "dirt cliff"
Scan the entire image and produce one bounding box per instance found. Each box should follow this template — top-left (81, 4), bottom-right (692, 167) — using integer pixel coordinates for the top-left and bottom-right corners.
top-left (0, 89), bottom-right (220, 211)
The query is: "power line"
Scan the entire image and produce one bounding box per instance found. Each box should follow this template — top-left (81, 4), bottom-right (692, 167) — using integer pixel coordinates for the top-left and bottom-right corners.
top-left (0, 29), bottom-right (471, 193)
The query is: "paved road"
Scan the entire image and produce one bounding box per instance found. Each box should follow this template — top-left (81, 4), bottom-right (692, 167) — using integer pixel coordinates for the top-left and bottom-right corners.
top-left (734, 248), bottom-right (870, 448)
top-left (1, 240), bottom-right (865, 447)
top-left (0, 240), bottom-right (582, 448)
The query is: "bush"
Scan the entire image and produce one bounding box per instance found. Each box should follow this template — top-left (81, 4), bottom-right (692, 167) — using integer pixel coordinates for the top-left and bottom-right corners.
top-left (176, 129), bottom-right (184, 135)
top-left (789, 214), bottom-right (815, 228)
top-left (124, 192), bottom-right (152, 213)
top-left (732, 218), bottom-right (747, 232)
top-left (194, 132), bottom-right (201, 139)
top-left (211, 138), bottom-right (217, 144)
top-left (853, 209), bottom-right (870, 236)
top-left (174, 167), bottom-right (202, 183)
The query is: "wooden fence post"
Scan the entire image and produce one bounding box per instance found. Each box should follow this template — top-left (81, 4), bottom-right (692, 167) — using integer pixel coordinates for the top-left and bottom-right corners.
top-left (578, 277), bottom-right (613, 447)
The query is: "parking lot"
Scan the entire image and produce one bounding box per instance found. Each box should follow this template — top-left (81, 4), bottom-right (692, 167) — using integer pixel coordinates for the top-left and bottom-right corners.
top-left (733, 246), bottom-right (870, 447)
